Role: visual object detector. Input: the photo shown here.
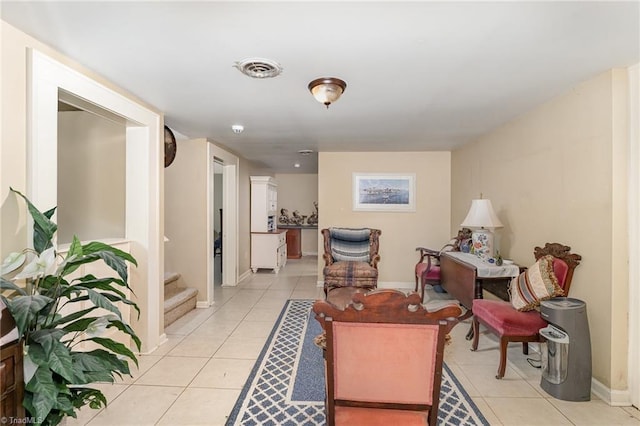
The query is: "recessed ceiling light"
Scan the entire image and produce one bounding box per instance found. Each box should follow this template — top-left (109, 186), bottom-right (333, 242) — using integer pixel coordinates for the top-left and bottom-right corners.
top-left (231, 124), bottom-right (244, 134)
top-left (294, 163), bottom-right (301, 168)
top-left (298, 149), bottom-right (313, 155)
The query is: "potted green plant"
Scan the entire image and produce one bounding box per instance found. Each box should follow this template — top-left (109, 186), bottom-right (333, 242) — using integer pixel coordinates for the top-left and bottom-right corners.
top-left (0, 188), bottom-right (141, 426)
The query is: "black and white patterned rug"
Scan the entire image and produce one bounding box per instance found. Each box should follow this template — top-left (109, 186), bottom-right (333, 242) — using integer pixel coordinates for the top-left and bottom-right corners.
top-left (226, 299), bottom-right (489, 426)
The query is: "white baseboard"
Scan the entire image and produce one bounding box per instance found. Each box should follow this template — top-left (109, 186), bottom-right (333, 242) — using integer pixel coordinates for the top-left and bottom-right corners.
top-left (302, 251), bottom-right (318, 256)
top-left (378, 281), bottom-right (414, 290)
top-left (141, 333), bottom-right (168, 355)
top-left (591, 377), bottom-right (633, 406)
top-left (236, 269), bottom-right (252, 284)
top-left (196, 301), bottom-right (212, 309)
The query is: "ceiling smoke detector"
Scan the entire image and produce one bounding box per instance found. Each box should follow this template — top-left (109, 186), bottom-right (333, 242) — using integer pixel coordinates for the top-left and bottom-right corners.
top-left (234, 58), bottom-right (283, 79)
top-left (298, 149), bottom-right (314, 156)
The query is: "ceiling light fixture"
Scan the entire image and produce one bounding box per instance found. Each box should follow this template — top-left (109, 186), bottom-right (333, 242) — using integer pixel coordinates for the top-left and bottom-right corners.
top-left (298, 149), bottom-right (314, 155)
top-left (294, 163), bottom-right (301, 168)
top-left (231, 124), bottom-right (244, 134)
top-left (308, 77), bottom-right (347, 108)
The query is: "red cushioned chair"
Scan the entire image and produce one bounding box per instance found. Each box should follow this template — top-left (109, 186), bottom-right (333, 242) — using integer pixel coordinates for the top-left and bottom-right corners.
top-left (313, 289), bottom-right (463, 426)
top-left (415, 228), bottom-right (472, 301)
top-left (471, 243), bottom-right (582, 379)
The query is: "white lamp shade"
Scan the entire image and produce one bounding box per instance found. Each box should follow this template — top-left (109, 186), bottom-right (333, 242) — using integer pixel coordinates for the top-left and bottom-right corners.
top-left (461, 199), bottom-right (503, 229)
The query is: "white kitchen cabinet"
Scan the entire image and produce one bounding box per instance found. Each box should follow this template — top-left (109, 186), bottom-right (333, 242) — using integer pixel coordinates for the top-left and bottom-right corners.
top-left (251, 230), bottom-right (287, 273)
top-left (250, 176), bottom-right (286, 272)
top-left (250, 176), bottom-right (277, 233)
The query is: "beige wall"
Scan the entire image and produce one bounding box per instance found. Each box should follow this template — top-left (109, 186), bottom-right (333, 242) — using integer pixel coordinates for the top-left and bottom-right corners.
top-left (58, 111), bottom-right (126, 244)
top-left (164, 138), bottom-right (210, 301)
top-left (275, 173), bottom-right (319, 254)
top-left (318, 152), bottom-right (451, 285)
top-left (451, 69), bottom-right (631, 391)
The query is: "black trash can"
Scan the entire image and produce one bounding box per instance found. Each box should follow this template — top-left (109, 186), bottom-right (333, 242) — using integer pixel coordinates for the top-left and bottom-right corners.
top-left (539, 297), bottom-right (591, 401)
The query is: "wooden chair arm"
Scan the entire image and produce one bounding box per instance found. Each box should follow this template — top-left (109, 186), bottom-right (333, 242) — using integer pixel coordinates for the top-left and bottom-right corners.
top-left (370, 254), bottom-right (381, 269)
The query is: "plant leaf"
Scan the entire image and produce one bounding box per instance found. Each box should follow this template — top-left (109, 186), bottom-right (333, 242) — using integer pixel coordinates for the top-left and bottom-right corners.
top-left (64, 288), bottom-right (123, 320)
top-left (49, 307), bottom-right (98, 327)
top-left (10, 188), bottom-right (57, 254)
top-left (88, 337), bottom-right (138, 366)
top-left (107, 319), bottom-right (142, 351)
top-left (1, 251), bottom-right (26, 275)
top-left (70, 387), bottom-right (107, 410)
top-left (30, 329), bottom-right (66, 355)
top-left (71, 350), bottom-right (130, 382)
top-left (62, 316), bottom-right (102, 333)
top-left (72, 276), bottom-right (130, 299)
top-left (96, 251), bottom-right (129, 282)
top-left (5, 294), bottom-right (53, 335)
top-left (82, 241), bottom-right (137, 266)
top-left (0, 277), bottom-right (27, 295)
top-left (25, 366), bottom-right (58, 421)
top-left (60, 236), bottom-right (84, 277)
top-left (29, 337), bottom-right (75, 383)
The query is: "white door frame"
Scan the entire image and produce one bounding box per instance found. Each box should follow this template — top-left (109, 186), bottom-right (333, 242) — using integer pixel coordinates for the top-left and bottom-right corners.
top-left (28, 49), bottom-right (163, 353)
top-left (205, 142), bottom-right (239, 305)
top-left (628, 64), bottom-right (639, 409)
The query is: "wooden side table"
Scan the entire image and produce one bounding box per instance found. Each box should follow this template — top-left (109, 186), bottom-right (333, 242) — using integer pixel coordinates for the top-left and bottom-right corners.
top-left (440, 252), bottom-right (520, 339)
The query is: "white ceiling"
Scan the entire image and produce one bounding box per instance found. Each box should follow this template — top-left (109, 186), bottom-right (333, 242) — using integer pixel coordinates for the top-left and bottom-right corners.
top-left (2, 1), bottom-right (639, 173)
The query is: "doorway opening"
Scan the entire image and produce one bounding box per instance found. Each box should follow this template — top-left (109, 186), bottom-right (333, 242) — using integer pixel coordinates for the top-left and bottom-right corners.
top-left (213, 159), bottom-right (224, 289)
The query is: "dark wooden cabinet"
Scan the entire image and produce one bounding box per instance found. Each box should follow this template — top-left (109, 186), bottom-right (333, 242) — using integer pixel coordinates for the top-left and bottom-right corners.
top-left (286, 228), bottom-right (302, 259)
top-left (1, 306), bottom-right (25, 422)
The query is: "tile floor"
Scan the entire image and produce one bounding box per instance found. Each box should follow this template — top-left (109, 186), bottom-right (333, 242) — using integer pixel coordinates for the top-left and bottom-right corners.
top-left (67, 256), bottom-right (640, 426)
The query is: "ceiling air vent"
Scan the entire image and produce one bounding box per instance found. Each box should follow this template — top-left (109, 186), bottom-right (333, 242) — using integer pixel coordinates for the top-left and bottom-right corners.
top-left (234, 58), bottom-right (283, 79)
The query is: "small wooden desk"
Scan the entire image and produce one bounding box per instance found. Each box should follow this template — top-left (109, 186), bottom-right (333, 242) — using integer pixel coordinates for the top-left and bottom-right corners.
top-left (440, 252), bottom-right (520, 338)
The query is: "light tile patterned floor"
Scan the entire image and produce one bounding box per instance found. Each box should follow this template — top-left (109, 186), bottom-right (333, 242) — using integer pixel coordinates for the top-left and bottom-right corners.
top-left (67, 256), bottom-right (640, 425)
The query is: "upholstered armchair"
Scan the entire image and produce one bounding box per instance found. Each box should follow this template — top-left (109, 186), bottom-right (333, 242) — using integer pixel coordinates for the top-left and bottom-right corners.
top-left (313, 289), bottom-right (462, 426)
top-left (471, 243), bottom-right (582, 379)
top-left (321, 227), bottom-right (381, 295)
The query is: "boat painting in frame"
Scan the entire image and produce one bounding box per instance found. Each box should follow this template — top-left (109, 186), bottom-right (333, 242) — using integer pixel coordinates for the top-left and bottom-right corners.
top-left (353, 173), bottom-right (416, 212)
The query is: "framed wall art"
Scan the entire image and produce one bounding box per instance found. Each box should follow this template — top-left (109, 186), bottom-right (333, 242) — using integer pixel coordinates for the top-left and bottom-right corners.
top-left (352, 173), bottom-right (416, 212)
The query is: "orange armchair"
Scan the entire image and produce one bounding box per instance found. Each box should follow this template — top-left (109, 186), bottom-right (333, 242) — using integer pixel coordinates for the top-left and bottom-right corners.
top-left (313, 289), bottom-right (462, 426)
top-left (471, 243), bottom-right (582, 379)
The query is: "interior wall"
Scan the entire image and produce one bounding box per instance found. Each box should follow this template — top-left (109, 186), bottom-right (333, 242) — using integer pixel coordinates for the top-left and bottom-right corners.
top-left (1, 21), bottom-right (164, 353)
top-left (238, 157), bottom-right (256, 278)
top-left (275, 173), bottom-right (319, 254)
top-left (58, 110), bottom-right (126, 243)
top-left (318, 152), bottom-right (451, 286)
top-left (451, 69), bottom-right (630, 396)
top-left (164, 138), bottom-right (209, 301)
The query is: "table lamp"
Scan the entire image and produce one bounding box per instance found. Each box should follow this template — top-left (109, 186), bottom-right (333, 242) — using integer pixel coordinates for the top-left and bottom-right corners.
top-left (461, 198), bottom-right (503, 260)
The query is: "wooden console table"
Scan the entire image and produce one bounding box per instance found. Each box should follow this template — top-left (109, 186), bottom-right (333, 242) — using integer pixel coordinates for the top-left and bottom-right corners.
top-left (277, 225), bottom-right (318, 259)
top-left (440, 252), bottom-right (520, 338)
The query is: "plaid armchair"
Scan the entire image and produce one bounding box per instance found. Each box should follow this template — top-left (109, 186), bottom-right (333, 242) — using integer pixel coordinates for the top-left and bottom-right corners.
top-left (321, 227), bottom-right (381, 295)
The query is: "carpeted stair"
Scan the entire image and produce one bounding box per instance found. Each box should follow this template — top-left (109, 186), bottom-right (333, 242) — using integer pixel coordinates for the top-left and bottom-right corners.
top-left (163, 272), bottom-right (198, 327)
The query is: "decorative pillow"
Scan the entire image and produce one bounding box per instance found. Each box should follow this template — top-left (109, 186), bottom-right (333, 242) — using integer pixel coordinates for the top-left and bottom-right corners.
top-left (330, 228), bottom-right (371, 262)
top-left (509, 255), bottom-right (564, 312)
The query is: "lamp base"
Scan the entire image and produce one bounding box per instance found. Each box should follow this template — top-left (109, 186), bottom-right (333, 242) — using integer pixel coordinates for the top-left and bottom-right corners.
top-left (471, 228), bottom-right (494, 260)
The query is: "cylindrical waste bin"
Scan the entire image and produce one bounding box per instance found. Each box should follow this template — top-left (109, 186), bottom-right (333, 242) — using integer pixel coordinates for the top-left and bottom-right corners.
top-left (539, 297), bottom-right (591, 401)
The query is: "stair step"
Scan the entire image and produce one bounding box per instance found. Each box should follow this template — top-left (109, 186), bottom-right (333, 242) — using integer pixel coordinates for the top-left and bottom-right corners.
top-left (164, 287), bottom-right (198, 327)
top-left (164, 272), bottom-right (181, 293)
